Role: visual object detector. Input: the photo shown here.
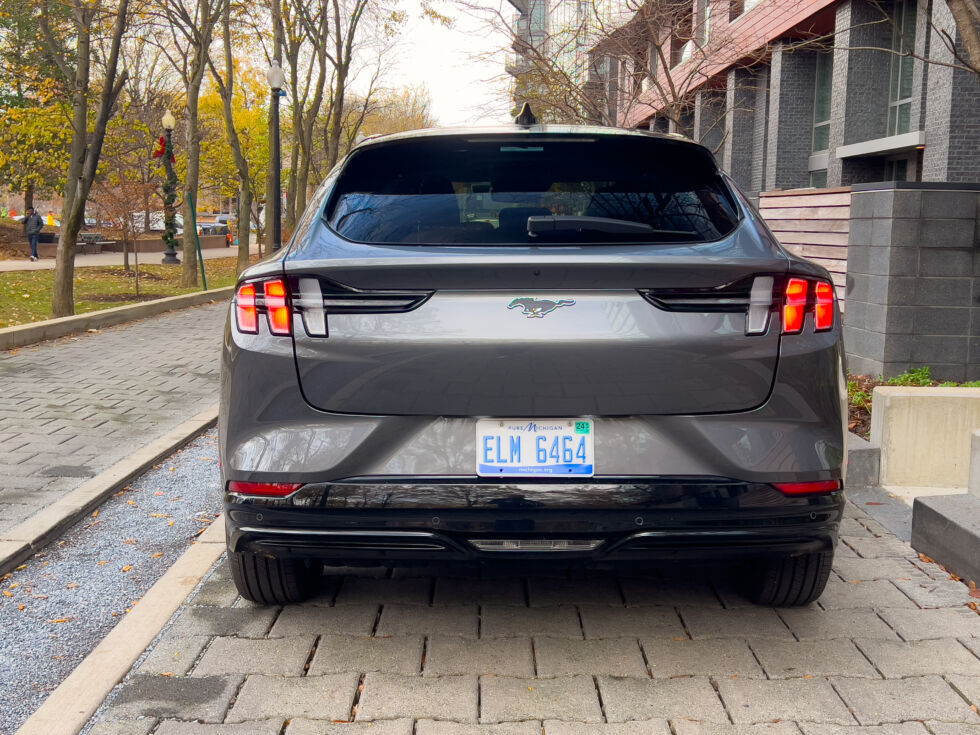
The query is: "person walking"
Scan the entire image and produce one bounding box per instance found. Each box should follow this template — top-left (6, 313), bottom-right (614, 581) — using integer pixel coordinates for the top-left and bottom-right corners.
top-left (23, 207), bottom-right (43, 261)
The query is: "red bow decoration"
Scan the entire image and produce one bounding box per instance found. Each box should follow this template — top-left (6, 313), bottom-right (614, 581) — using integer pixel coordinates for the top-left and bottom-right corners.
top-left (152, 136), bottom-right (175, 162)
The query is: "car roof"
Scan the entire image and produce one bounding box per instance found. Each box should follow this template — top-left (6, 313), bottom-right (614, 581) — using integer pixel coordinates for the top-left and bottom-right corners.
top-left (353, 124), bottom-right (712, 156)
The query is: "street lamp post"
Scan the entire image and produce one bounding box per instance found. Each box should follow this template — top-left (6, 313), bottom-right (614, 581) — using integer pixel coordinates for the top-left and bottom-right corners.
top-left (266, 60), bottom-right (285, 252)
top-left (160, 110), bottom-right (180, 265)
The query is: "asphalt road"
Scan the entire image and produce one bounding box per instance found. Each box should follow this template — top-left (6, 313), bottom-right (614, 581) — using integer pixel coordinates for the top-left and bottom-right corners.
top-left (0, 429), bottom-right (222, 735)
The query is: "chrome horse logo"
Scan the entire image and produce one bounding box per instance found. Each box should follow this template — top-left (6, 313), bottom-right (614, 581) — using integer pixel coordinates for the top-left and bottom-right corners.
top-left (507, 297), bottom-right (576, 318)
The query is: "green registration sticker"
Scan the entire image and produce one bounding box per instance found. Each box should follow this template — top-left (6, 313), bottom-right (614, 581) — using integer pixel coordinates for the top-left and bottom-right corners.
top-left (574, 421), bottom-right (591, 435)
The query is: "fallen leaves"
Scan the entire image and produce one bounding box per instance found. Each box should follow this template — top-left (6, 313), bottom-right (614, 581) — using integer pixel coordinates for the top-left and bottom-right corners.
top-left (2, 590), bottom-right (12, 597)
top-left (91, 510), bottom-right (99, 518)
top-left (47, 618), bottom-right (73, 624)
top-left (150, 514), bottom-right (171, 518)
top-left (121, 565), bottom-right (132, 572)
top-left (66, 582), bottom-right (79, 590)
top-left (150, 552), bottom-right (164, 558)
top-left (122, 539), bottom-right (137, 545)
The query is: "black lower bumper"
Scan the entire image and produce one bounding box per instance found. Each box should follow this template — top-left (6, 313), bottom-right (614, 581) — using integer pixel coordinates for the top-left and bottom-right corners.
top-left (224, 479), bottom-right (843, 565)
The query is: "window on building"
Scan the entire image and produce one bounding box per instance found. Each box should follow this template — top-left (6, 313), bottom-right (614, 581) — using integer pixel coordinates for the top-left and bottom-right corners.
top-left (697, 0), bottom-right (712, 45)
top-left (812, 52), bottom-right (832, 152)
top-left (729, 0), bottom-right (762, 21)
top-left (884, 158), bottom-right (909, 181)
top-left (810, 170), bottom-right (828, 188)
top-left (887, 0), bottom-right (917, 136)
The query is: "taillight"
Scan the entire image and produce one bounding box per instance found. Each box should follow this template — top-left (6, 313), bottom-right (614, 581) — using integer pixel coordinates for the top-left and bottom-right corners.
top-left (264, 279), bottom-right (291, 335)
top-left (228, 481), bottom-right (304, 497)
top-left (814, 281), bottom-right (834, 331)
top-left (235, 283), bottom-right (257, 333)
top-left (772, 480), bottom-right (841, 495)
top-left (782, 278), bottom-right (808, 334)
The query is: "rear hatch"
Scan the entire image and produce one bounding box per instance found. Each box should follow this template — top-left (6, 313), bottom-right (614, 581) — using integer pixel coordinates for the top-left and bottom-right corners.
top-left (287, 132), bottom-right (788, 417)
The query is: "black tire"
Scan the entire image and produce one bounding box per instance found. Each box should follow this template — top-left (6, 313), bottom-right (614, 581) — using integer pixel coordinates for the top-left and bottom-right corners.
top-left (229, 550), bottom-right (323, 605)
top-left (748, 550), bottom-right (833, 607)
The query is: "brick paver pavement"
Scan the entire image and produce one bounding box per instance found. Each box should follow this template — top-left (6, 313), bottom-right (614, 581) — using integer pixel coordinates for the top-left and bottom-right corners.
top-left (87, 499), bottom-right (980, 734)
top-left (0, 302), bottom-right (226, 534)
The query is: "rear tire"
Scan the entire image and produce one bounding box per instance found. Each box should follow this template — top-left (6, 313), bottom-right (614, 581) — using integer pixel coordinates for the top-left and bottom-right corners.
top-left (229, 550), bottom-right (323, 605)
top-left (749, 550), bottom-right (833, 607)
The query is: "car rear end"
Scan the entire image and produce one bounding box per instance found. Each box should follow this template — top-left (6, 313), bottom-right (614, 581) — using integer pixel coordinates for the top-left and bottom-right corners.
top-left (219, 127), bottom-right (846, 605)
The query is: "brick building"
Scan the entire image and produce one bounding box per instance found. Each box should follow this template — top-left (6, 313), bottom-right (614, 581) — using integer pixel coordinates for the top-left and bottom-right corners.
top-left (509, 0), bottom-right (980, 201)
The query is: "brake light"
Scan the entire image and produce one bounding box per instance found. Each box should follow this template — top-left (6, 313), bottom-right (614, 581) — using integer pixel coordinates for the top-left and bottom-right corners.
top-left (772, 480), bottom-right (841, 495)
top-left (782, 278), bottom-right (807, 334)
top-left (235, 283), bottom-right (257, 333)
top-left (264, 279), bottom-right (291, 335)
top-left (228, 481), bottom-right (304, 497)
top-left (814, 281), bottom-right (835, 331)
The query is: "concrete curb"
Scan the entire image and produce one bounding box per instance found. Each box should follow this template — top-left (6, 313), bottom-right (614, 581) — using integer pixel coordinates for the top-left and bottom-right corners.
top-left (0, 286), bottom-right (234, 351)
top-left (15, 518), bottom-right (226, 735)
top-left (0, 405), bottom-right (219, 575)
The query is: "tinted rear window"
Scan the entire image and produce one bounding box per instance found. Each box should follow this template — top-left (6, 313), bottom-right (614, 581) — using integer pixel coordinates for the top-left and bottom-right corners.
top-left (325, 135), bottom-right (739, 245)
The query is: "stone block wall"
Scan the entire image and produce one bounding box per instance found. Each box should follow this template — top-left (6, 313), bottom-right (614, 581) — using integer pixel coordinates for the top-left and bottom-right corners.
top-left (844, 183), bottom-right (980, 380)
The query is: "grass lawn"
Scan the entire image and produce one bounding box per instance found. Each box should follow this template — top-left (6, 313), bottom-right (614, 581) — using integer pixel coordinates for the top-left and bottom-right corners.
top-left (0, 259), bottom-right (245, 328)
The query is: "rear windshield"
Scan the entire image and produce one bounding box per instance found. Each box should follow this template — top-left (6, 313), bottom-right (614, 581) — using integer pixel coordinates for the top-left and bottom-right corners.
top-left (325, 135), bottom-right (739, 246)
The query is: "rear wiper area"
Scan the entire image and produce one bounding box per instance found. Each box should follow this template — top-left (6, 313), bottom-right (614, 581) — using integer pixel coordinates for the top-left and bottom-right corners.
top-left (526, 215), bottom-right (698, 240)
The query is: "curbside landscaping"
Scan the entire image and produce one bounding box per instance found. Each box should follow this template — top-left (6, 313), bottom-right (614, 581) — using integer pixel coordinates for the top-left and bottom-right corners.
top-left (14, 519), bottom-right (227, 735)
top-left (0, 286), bottom-right (234, 351)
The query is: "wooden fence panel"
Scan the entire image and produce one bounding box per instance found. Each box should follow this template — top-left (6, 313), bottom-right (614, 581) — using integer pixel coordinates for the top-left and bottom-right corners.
top-left (759, 187), bottom-right (851, 308)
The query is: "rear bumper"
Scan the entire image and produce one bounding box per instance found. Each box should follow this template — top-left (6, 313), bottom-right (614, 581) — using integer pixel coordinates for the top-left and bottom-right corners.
top-left (224, 480), bottom-right (843, 565)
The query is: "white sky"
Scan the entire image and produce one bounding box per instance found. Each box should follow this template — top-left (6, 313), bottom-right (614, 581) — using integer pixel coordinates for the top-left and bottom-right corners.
top-left (386, 1), bottom-right (515, 126)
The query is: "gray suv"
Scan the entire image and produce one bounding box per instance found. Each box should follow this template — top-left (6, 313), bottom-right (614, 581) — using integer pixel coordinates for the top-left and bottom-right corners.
top-left (219, 121), bottom-right (846, 606)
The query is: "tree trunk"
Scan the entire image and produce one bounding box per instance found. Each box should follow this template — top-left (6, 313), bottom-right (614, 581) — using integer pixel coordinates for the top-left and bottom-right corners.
top-left (24, 183), bottom-right (34, 211)
top-left (946, 0), bottom-right (980, 75)
top-left (237, 184), bottom-right (251, 274)
top-left (123, 237), bottom-right (129, 270)
top-left (49, 0), bottom-right (129, 317)
top-left (286, 143), bottom-right (299, 228)
top-left (51, 4), bottom-right (90, 318)
top-left (181, 73), bottom-right (203, 287)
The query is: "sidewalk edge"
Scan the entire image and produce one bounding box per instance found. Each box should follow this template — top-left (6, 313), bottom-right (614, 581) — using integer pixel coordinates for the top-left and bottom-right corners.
top-left (15, 520), bottom-right (226, 735)
top-left (0, 405), bottom-right (219, 575)
top-left (0, 287), bottom-right (233, 351)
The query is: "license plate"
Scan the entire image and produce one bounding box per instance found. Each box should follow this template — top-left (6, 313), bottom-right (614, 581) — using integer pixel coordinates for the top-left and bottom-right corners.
top-left (476, 419), bottom-right (594, 477)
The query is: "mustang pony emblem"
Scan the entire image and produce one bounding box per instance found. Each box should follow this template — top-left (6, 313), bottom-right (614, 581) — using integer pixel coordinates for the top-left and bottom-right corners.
top-left (507, 297), bottom-right (576, 318)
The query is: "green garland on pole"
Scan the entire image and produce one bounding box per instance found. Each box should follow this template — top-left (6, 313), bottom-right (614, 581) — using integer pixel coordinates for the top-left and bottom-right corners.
top-left (162, 131), bottom-right (180, 255)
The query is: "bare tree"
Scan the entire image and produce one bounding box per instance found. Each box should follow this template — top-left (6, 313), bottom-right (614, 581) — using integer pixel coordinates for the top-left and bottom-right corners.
top-left (207, 0), bottom-right (254, 274)
top-left (39, 0), bottom-right (131, 317)
top-left (153, 0), bottom-right (227, 286)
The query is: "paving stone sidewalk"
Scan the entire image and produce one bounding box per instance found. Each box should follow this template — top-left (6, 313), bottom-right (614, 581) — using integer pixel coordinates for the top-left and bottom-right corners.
top-left (0, 302), bottom-right (226, 534)
top-left (85, 499), bottom-right (980, 735)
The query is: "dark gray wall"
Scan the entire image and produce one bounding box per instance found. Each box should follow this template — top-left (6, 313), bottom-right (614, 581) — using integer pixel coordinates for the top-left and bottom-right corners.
top-left (845, 184), bottom-right (980, 380)
top-left (766, 43), bottom-right (816, 190)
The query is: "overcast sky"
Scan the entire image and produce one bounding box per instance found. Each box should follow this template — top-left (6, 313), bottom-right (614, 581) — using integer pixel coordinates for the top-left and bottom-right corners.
top-left (386, 1), bottom-right (515, 126)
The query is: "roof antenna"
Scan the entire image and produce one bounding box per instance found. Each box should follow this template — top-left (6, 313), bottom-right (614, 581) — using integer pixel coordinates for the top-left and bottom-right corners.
top-left (514, 103), bottom-right (538, 126)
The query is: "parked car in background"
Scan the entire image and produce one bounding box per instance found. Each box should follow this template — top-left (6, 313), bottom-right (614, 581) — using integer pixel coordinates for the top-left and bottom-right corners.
top-left (220, 119), bottom-right (847, 607)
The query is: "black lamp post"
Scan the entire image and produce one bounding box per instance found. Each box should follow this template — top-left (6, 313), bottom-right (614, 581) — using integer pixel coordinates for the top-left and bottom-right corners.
top-left (266, 60), bottom-right (284, 252)
top-left (161, 110), bottom-right (180, 265)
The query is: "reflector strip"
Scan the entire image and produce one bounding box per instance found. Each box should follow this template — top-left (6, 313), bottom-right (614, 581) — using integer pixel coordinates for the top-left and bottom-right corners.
top-left (228, 481), bottom-right (304, 497)
top-left (235, 283), bottom-right (258, 333)
top-left (746, 276), bottom-right (774, 335)
top-left (814, 281), bottom-right (835, 331)
top-left (783, 278), bottom-right (808, 334)
top-left (772, 480), bottom-right (841, 495)
top-left (264, 279), bottom-right (291, 335)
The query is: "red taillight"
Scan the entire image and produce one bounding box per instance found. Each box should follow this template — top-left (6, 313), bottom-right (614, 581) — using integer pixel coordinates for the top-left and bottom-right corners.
top-left (782, 278), bottom-right (808, 334)
top-left (264, 279), bottom-right (291, 335)
top-left (228, 481), bottom-right (304, 497)
top-left (814, 281), bottom-right (834, 331)
top-left (235, 283), bottom-right (257, 333)
top-left (772, 480), bottom-right (841, 495)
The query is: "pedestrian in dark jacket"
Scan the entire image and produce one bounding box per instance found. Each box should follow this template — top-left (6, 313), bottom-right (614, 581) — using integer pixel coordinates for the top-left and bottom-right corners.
top-left (23, 207), bottom-right (43, 261)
